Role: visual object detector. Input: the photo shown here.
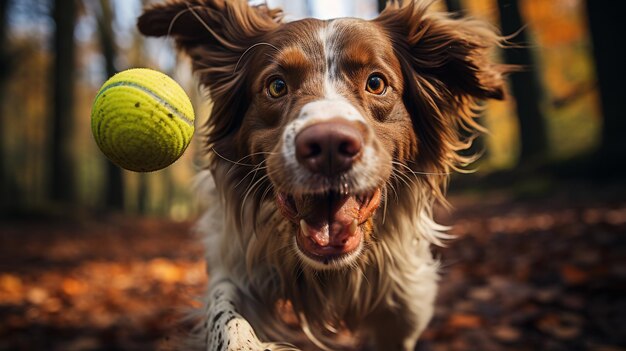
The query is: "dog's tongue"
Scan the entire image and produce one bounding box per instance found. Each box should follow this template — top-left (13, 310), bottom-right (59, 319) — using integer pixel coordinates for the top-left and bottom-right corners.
top-left (295, 194), bottom-right (360, 247)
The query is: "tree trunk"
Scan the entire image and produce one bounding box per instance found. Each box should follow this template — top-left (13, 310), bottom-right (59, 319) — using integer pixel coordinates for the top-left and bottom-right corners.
top-left (137, 173), bottom-right (149, 214)
top-left (50, 0), bottom-right (76, 203)
top-left (587, 1), bottom-right (626, 166)
top-left (128, 2), bottom-right (150, 215)
top-left (0, 0), bottom-right (9, 203)
top-left (161, 168), bottom-right (173, 216)
top-left (497, 0), bottom-right (548, 165)
top-left (97, 0), bottom-right (125, 210)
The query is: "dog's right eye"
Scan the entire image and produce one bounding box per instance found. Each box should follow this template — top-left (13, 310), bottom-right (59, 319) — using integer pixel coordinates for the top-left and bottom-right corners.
top-left (268, 78), bottom-right (287, 98)
top-left (366, 74), bottom-right (386, 95)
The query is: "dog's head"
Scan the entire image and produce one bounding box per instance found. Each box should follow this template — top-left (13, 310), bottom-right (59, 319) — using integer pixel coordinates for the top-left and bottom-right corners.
top-left (139, 0), bottom-right (506, 270)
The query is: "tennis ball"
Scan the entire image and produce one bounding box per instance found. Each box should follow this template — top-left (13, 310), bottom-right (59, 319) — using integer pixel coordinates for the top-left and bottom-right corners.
top-left (91, 68), bottom-right (195, 172)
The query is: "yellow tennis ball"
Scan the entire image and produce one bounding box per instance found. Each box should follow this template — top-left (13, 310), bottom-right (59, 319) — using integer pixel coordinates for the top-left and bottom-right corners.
top-left (91, 68), bottom-right (195, 172)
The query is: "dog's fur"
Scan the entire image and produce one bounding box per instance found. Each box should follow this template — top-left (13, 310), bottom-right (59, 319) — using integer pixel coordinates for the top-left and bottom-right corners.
top-left (138, 1), bottom-right (507, 350)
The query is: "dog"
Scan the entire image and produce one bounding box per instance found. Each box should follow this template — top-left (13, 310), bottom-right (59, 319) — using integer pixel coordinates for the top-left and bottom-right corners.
top-left (138, 0), bottom-right (506, 349)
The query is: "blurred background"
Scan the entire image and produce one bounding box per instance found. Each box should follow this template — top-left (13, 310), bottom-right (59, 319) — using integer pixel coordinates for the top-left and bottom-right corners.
top-left (0, 0), bottom-right (624, 350)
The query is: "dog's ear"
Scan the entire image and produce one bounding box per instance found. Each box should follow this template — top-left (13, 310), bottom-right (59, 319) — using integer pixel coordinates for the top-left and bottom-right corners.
top-left (374, 1), bottom-right (509, 182)
top-left (137, 0), bottom-right (282, 142)
top-left (138, 0), bottom-right (281, 92)
top-left (374, 1), bottom-right (506, 100)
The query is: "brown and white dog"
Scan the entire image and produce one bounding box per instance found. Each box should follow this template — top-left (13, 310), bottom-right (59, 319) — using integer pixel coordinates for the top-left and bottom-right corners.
top-left (138, 1), bottom-right (506, 350)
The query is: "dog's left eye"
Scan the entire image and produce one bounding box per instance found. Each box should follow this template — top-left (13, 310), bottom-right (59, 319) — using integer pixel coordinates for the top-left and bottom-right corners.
top-left (366, 74), bottom-right (386, 95)
top-left (267, 78), bottom-right (287, 98)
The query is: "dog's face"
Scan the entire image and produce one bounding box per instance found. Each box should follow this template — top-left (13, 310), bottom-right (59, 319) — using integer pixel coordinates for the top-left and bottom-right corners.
top-left (242, 18), bottom-right (407, 268)
top-left (139, 0), bottom-right (505, 270)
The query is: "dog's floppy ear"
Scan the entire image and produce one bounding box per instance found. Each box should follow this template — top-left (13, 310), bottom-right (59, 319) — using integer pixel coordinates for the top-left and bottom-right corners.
top-left (374, 1), bottom-right (509, 182)
top-left (375, 1), bottom-right (506, 100)
top-left (138, 0), bottom-right (281, 45)
top-left (137, 0), bottom-right (282, 141)
top-left (137, 0), bottom-right (281, 86)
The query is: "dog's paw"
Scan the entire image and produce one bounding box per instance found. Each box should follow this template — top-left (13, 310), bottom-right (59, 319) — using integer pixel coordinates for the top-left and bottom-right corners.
top-left (205, 313), bottom-right (299, 351)
top-left (203, 284), bottom-right (300, 351)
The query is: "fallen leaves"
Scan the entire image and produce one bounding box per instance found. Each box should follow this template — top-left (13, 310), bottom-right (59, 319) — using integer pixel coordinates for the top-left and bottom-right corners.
top-left (560, 264), bottom-right (590, 285)
top-left (447, 314), bottom-right (482, 329)
top-left (1, 188), bottom-right (625, 350)
top-left (0, 215), bottom-right (205, 350)
top-left (537, 312), bottom-right (583, 340)
top-left (420, 190), bottom-right (626, 351)
top-left (490, 325), bottom-right (521, 343)
top-left (0, 274), bottom-right (23, 304)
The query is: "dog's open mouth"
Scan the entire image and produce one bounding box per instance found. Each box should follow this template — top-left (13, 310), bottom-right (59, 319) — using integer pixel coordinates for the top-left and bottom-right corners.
top-left (276, 189), bottom-right (381, 261)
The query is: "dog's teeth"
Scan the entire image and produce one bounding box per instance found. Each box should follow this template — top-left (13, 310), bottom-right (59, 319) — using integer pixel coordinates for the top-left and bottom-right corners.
top-left (300, 219), bottom-right (310, 237)
top-left (349, 219), bottom-right (358, 235)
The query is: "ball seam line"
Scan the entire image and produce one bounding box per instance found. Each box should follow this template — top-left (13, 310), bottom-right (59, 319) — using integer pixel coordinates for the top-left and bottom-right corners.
top-left (94, 80), bottom-right (194, 127)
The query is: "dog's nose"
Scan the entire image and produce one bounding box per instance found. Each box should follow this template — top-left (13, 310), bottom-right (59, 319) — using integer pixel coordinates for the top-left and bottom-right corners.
top-left (295, 120), bottom-right (363, 176)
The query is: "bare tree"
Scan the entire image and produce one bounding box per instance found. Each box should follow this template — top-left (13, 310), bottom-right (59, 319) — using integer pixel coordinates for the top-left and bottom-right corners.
top-left (587, 0), bottom-right (626, 170)
top-left (95, 0), bottom-right (125, 210)
top-left (50, 0), bottom-right (77, 203)
top-left (497, 0), bottom-right (548, 165)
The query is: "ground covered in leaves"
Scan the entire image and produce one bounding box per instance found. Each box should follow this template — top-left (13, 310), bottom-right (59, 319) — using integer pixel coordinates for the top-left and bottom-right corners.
top-left (1, 183), bottom-right (624, 351)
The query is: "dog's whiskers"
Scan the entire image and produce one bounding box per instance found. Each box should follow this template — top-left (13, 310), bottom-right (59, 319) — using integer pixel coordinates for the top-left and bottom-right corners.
top-left (381, 187), bottom-right (389, 224)
top-left (212, 147), bottom-right (258, 167)
top-left (384, 177), bottom-right (400, 203)
top-left (212, 147), bottom-right (277, 164)
top-left (259, 181), bottom-right (275, 205)
top-left (240, 163), bottom-right (270, 198)
top-left (240, 173), bottom-right (271, 226)
top-left (391, 168), bottom-right (413, 191)
top-left (234, 162), bottom-right (268, 190)
top-left (393, 159), bottom-right (451, 176)
top-left (239, 167), bottom-right (280, 230)
top-left (393, 166), bottom-right (419, 188)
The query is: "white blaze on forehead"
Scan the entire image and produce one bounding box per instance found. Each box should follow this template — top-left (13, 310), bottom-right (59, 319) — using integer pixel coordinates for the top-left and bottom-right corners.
top-left (291, 99), bottom-right (365, 137)
top-left (318, 20), bottom-right (342, 100)
top-left (299, 99), bottom-right (363, 122)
